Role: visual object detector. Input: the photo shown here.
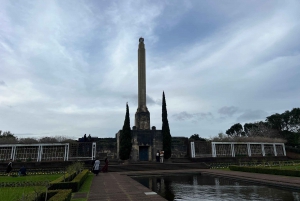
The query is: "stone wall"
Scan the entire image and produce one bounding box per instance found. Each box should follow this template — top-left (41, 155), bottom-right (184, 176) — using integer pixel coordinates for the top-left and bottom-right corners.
top-left (95, 138), bottom-right (117, 160)
top-left (171, 137), bottom-right (188, 158)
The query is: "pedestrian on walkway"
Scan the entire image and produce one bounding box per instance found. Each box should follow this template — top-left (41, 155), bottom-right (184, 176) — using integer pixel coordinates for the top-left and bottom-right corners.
top-left (101, 157), bottom-right (109, 173)
top-left (156, 150), bottom-right (160, 162)
top-left (6, 159), bottom-right (13, 176)
top-left (93, 158), bottom-right (100, 176)
top-left (160, 150), bottom-right (164, 163)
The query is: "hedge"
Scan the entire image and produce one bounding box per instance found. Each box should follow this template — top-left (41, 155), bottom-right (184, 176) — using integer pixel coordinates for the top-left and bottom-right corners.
top-left (18, 189), bottom-right (72, 201)
top-left (49, 169), bottom-right (89, 192)
top-left (229, 165), bottom-right (300, 177)
top-left (50, 171), bottom-right (76, 184)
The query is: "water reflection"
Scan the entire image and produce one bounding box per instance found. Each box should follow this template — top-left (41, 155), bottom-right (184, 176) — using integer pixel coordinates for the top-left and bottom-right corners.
top-left (132, 174), bottom-right (300, 201)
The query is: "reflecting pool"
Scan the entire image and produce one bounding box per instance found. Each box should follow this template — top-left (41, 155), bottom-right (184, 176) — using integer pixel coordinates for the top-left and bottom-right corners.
top-left (131, 174), bottom-right (300, 201)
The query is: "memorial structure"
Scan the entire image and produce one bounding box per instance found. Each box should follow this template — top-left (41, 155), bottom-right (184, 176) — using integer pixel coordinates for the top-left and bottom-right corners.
top-left (117, 38), bottom-right (163, 161)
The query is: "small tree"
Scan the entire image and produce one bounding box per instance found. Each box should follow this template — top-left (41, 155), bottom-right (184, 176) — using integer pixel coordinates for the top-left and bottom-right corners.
top-left (226, 123), bottom-right (245, 137)
top-left (0, 130), bottom-right (18, 144)
top-left (189, 134), bottom-right (206, 141)
top-left (119, 103), bottom-right (132, 160)
top-left (162, 92), bottom-right (172, 159)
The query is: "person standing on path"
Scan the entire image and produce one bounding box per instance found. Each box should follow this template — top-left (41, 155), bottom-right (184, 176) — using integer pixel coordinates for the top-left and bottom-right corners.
top-left (156, 150), bottom-right (160, 162)
top-left (160, 150), bottom-right (164, 163)
top-left (93, 158), bottom-right (100, 176)
top-left (6, 159), bottom-right (13, 176)
top-left (101, 157), bottom-right (109, 173)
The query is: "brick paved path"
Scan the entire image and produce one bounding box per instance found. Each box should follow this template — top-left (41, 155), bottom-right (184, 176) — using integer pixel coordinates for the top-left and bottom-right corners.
top-left (88, 172), bottom-right (167, 201)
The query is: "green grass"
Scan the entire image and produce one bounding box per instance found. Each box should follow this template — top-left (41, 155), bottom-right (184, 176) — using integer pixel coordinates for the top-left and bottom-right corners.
top-left (0, 174), bottom-right (62, 182)
top-left (78, 173), bottom-right (94, 192)
top-left (266, 164), bottom-right (300, 170)
top-left (0, 186), bottom-right (46, 201)
top-left (0, 173), bottom-right (94, 201)
top-left (71, 173), bottom-right (94, 201)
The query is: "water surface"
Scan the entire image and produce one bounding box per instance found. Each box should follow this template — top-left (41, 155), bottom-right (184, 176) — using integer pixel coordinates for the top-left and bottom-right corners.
top-left (132, 174), bottom-right (300, 201)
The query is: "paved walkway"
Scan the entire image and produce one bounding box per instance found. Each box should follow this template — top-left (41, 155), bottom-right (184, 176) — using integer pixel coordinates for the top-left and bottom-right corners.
top-left (88, 169), bottom-right (300, 200)
top-left (88, 172), bottom-right (167, 201)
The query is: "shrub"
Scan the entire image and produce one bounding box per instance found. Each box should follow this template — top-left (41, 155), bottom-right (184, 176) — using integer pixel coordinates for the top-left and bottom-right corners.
top-left (38, 190), bottom-right (72, 201)
top-left (49, 169), bottom-right (89, 192)
top-left (229, 165), bottom-right (300, 177)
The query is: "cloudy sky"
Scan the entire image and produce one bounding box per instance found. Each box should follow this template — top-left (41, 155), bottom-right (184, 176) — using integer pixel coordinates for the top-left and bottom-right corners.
top-left (0, 1), bottom-right (299, 140)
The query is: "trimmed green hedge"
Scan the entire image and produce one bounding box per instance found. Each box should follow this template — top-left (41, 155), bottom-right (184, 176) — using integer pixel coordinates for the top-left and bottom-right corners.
top-left (48, 189), bottom-right (72, 201)
top-left (49, 169), bottom-right (89, 192)
top-left (229, 165), bottom-right (300, 177)
top-left (50, 172), bottom-right (76, 184)
top-left (39, 189), bottom-right (72, 201)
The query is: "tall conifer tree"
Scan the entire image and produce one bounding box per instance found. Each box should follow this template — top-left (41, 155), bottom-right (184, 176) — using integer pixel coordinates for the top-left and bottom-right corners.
top-left (162, 91), bottom-right (172, 159)
top-left (119, 103), bottom-right (132, 160)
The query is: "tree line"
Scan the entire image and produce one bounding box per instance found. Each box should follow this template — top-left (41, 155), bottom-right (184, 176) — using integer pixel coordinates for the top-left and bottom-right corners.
top-left (225, 108), bottom-right (300, 146)
top-left (0, 130), bottom-right (74, 144)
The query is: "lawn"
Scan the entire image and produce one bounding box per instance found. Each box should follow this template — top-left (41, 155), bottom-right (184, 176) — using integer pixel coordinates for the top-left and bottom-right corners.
top-left (0, 172), bottom-right (94, 201)
top-left (0, 186), bottom-right (46, 201)
top-left (0, 174), bottom-right (61, 201)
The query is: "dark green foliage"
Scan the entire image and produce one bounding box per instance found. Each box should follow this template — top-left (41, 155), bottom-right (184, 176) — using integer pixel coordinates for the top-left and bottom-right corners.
top-left (266, 108), bottom-right (300, 132)
top-left (285, 146), bottom-right (300, 154)
top-left (189, 134), bottom-right (206, 141)
top-left (162, 92), bottom-right (172, 159)
top-left (229, 165), bottom-right (300, 177)
top-left (119, 103), bottom-right (132, 160)
top-left (281, 130), bottom-right (300, 146)
top-left (226, 123), bottom-right (245, 137)
top-left (225, 108), bottom-right (300, 144)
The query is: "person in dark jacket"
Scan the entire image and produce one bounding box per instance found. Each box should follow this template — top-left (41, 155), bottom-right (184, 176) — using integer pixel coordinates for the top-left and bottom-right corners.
top-left (19, 165), bottom-right (27, 176)
top-left (6, 159), bottom-right (13, 176)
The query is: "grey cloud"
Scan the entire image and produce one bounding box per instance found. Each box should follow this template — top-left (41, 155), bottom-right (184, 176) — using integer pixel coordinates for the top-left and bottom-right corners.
top-left (237, 110), bottom-right (268, 122)
top-left (122, 94), bottom-right (160, 106)
top-left (218, 106), bottom-right (239, 117)
top-left (147, 95), bottom-right (161, 105)
top-left (173, 111), bottom-right (214, 122)
top-left (0, 80), bottom-right (6, 86)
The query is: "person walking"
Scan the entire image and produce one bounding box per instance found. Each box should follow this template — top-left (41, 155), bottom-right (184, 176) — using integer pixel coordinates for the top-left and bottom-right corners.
top-left (156, 150), bottom-right (160, 162)
top-left (101, 157), bottom-right (109, 173)
top-left (6, 159), bottom-right (13, 176)
top-left (160, 150), bottom-right (164, 163)
top-left (93, 158), bottom-right (100, 176)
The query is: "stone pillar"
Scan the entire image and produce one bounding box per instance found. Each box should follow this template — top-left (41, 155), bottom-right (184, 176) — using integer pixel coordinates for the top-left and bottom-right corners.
top-left (247, 143), bottom-right (251, 157)
top-left (261, 144), bottom-right (265, 156)
top-left (231, 143), bottom-right (235, 157)
top-left (273, 144), bottom-right (277, 156)
top-left (135, 37), bottom-right (150, 130)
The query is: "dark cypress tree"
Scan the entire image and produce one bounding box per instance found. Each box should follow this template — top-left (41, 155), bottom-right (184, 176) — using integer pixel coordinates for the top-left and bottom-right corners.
top-left (119, 103), bottom-right (132, 160)
top-left (162, 91), bottom-right (172, 159)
